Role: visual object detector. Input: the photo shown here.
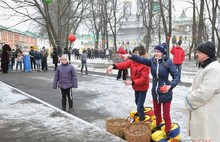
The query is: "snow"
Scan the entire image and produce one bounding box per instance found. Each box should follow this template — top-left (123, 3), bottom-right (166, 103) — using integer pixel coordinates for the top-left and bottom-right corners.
top-left (0, 58), bottom-right (193, 140)
top-left (0, 81), bottom-right (125, 141)
top-left (76, 74), bottom-right (189, 138)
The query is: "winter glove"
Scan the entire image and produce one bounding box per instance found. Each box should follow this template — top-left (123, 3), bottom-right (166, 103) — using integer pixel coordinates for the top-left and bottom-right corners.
top-left (160, 85), bottom-right (167, 93)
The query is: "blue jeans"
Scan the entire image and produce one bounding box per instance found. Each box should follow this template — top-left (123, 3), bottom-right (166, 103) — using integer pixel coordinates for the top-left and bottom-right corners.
top-left (16, 61), bottom-right (22, 70)
top-left (8, 58), bottom-right (15, 71)
top-left (81, 61), bottom-right (88, 73)
top-left (174, 64), bottom-right (182, 78)
top-left (8, 61), bottom-right (12, 72)
top-left (135, 91), bottom-right (147, 121)
top-left (35, 59), bottom-right (41, 70)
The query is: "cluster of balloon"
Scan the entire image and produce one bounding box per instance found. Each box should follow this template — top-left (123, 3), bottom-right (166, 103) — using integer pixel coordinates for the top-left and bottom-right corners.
top-left (45, 0), bottom-right (52, 4)
top-left (68, 34), bottom-right (76, 42)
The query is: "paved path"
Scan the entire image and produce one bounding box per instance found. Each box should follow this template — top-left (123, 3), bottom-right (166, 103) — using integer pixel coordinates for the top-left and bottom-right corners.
top-left (0, 71), bottom-right (126, 142)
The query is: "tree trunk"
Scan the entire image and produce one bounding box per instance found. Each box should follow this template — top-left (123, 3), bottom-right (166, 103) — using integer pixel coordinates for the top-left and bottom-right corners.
top-left (196, 0), bottom-right (204, 47)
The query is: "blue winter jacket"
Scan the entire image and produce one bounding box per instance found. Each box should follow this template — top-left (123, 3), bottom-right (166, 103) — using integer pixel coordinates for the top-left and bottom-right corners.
top-left (131, 55), bottom-right (180, 103)
top-left (53, 63), bottom-right (78, 89)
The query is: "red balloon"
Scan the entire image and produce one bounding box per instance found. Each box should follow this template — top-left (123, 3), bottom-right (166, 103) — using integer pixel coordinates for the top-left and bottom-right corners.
top-left (68, 34), bottom-right (76, 42)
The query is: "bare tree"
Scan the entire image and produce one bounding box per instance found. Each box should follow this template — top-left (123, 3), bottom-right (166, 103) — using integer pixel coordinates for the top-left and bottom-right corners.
top-left (137, 0), bottom-right (153, 52)
top-left (92, 0), bottom-right (102, 49)
top-left (107, 0), bottom-right (124, 52)
top-left (205, 0), bottom-right (220, 57)
top-left (0, 0), bottom-right (88, 49)
top-left (159, 0), bottom-right (172, 56)
top-left (196, 0), bottom-right (204, 47)
top-left (189, 0), bottom-right (197, 60)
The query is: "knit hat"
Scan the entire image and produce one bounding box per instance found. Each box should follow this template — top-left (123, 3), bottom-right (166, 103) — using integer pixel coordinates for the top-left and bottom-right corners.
top-left (154, 43), bottom-right (167, 54)
top-left (197, 41), bottom-right (216, 57)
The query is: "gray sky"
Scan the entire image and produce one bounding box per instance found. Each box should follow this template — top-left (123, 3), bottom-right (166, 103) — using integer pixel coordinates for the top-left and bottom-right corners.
top-left (0, 0), bottom-right (192, 32)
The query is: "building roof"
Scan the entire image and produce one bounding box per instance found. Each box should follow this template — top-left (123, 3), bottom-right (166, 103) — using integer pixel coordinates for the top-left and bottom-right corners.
top-left (0, 25), bottom-right (24, 35)
top-left (0, 24), bottom-right (47, 39)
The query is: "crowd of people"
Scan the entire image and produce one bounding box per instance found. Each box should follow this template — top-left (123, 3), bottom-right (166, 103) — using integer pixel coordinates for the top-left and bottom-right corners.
top-left (0, 45), bottom-right (50, 73)
top-left (0, 44), bottom-right (75, 73)
top-left (72, 48), bottom-right (113, 60)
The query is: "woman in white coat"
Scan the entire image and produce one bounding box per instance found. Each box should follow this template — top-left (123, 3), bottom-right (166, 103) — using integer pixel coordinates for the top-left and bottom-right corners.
top-left (185, 41), bottom-right (220, 141)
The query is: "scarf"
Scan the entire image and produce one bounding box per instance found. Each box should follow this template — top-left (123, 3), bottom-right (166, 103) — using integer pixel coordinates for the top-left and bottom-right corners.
top-left (199, 56), bottom-right (217, 68)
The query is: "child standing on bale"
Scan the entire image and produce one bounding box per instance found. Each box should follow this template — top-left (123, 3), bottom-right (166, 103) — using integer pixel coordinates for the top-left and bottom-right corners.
top-left (106, 45), bottom-right (150, 121)
top-left (53, 54), bottom-right (78, 111)
top-left (123, 43), bottom-right (180, 137)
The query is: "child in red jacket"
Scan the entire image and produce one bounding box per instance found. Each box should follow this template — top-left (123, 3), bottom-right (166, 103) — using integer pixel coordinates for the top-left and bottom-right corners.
top-left (170, 41), bottom-right (185, 80)
top-left (106, 45), bottom-right (150, 121)
top-left (116, 46), bottom-right (127, 80)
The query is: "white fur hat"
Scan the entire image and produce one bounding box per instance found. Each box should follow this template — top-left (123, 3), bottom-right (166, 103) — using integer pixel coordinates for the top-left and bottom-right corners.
top-left (61, 54), bottom-right (69, 63)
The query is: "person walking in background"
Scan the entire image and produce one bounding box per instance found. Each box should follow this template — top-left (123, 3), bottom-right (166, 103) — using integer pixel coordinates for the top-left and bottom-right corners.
top-left (1, 44), bottom-right (11, 73)
top-left (42, 46), bottom-right (49, 70)
top-left (41, 49), bottom-right (48, 71)
top-left (9, 48), bottom-right (16, 72)
top-left (170, 41), bottom-right (185, 81)
top-left (185, 41), bottom-right (220, 141)
top-left (51, 47), bottom-right (59, 71)
top-left (123, 43), bottom-right (180, 138)
top-left (34, 50), bottom-right (42, 71)
top-left (53, 54), bottom-right (78, 111)
top-left (80, 49), bottom-right (88, 74)
top-left (10, 49), bottom-right (16, 71)
top-left (106, 45), bottom-right (150, 121)
top-left (15, 47), bottom-right (23, 71)
top-left (57, 45), bottom-right (62, 57)
top-left (63, 47), bottom-right (71, 63)
top-left (116, 45), bottom-right (127, 80)
top-left (29, 46), bottom-right (36, 71)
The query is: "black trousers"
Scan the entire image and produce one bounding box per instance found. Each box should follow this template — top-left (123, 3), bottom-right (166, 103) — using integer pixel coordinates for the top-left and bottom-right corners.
top-left (30, 58), bottom-right (36, 70)
top-left (60, 88), bottom-right (71, 100)
top-left (117, 69), bottom-right (127, 80)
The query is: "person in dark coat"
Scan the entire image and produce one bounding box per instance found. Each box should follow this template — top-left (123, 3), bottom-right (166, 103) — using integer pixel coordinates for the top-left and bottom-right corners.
top-left (41, 49), bottom-right (48, 71)
top-left (29, 46), bottom-right (36, 71)
top-left (1, 44), bottom-right (11, 73)
top-left (10, 49), bottom-right (16, 71)
top-left (63, 48), bottom-right (71, 62)
top-left (51, 47), bottom-right (59, 71)
top-left (123, 43), bottom-right (180, 138)
top-left (53, 54), bottom-right (78, 111)
top-left (57, 45), bottom-right (62, 57)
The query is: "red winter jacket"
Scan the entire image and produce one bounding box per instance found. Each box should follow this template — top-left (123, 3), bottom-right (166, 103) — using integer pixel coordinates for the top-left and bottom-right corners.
top-left (117, 46), bottom-right (127, 54)
top-left (114, 60), bottom-right (150, 91)
top-left (170, 45), bottom-right (185, 64)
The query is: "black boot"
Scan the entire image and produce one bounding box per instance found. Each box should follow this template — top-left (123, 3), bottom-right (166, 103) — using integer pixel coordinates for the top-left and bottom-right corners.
top-left (61, 99), bottom-right (66, 111)
top-left (68, 99), bottom-right (73, 110)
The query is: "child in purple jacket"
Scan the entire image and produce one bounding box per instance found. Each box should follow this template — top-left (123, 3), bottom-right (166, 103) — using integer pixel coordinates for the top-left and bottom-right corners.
top-left (53, 54), bottom-right (78, 111)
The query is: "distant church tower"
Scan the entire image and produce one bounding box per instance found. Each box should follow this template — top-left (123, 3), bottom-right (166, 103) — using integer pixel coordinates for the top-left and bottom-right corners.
top-left (123, 0), bottom-right (132, 17)
top-left (180, 9), bottom-right (187, 19)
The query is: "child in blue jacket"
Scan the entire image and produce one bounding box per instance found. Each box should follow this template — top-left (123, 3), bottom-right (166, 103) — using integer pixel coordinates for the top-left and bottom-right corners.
top-left (123, 43), bottom-right (180, 137)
